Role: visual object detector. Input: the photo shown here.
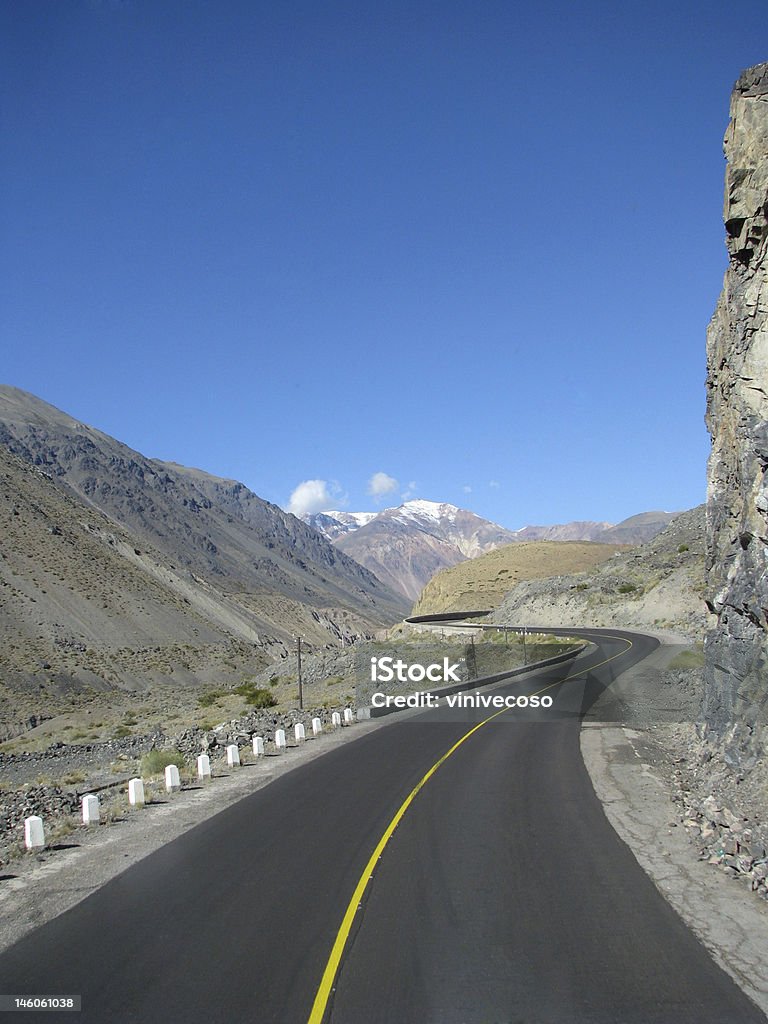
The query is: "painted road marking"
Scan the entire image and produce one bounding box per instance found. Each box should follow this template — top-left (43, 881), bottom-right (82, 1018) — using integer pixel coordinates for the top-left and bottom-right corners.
top-left (307, 631), bottom-right (633, 1022)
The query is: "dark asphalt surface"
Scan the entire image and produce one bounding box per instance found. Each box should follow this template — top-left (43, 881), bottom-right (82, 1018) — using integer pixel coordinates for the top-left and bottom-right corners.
top-left (0, 628), bottom-right (764, 1023)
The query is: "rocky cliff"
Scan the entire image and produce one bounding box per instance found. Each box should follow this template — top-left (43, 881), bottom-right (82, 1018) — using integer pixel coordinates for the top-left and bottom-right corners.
top-left (705, 63), bottom-right (768, 763)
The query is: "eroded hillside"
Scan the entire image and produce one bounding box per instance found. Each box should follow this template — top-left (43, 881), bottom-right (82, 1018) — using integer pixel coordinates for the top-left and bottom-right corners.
top-left (412, 539), bottom-right (627, 615)
top-left (490, 506), bottom-right (706, 638)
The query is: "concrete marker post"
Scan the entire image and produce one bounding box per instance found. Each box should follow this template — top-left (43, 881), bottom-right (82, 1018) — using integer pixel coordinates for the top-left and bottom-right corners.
top-left (343, 708), bottom-right (354, 726)
top-left (331, 711), bottom-right (342, 728)
top-left (165, 764), bottom-right (181, 793)
top-left (226, 744), bottom-right (240, 767)
top-left (274, 728), bottom-right (286, 752)
top-left (294, 723), bottom-right (306, 744)
top-left (24, 815), bottom-right (45, 851)
top-left (312, 717), bottom-right (322, 737)
top-left (128, 778), bottom-right (145, 806)
top-left (82, 794), bottom-right (100, 825)
top-left (252, 736), bottom-right (264, 757)
top-left (197, 754), bottom-right (212, 780)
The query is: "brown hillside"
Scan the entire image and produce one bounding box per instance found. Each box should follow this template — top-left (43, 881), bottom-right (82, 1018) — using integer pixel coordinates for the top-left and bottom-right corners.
top-left (412, 540), bottom-right (627, 614)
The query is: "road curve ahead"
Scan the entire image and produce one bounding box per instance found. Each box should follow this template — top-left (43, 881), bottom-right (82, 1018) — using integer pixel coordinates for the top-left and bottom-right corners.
top-left (0, 628), bottom-right (764, 1024)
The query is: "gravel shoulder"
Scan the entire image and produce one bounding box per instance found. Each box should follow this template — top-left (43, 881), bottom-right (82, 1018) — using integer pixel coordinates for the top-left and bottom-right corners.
top-left (0, 717), bottom-right (391, 956)
top-left (582, 632), bottom-right (768, 1019)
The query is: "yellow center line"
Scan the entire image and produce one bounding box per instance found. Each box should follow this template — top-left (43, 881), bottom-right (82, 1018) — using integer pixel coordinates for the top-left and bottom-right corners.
top-left (306, 632), bottom-right (633, 1023)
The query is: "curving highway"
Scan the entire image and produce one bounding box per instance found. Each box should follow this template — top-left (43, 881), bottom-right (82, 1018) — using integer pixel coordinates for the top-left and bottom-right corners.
top-left (0, 627), bottom-right (764, 1023)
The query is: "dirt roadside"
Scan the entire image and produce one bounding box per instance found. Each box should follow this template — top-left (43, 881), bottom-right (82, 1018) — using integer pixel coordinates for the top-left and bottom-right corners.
top-left (581, 633), bottom-right (768, 1019)
top-left (0, 717), bottom-right (391, 956)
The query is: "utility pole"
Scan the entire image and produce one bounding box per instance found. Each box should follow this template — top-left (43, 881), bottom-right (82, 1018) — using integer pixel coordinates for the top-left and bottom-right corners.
top-left (296, 635), bottom-right (303, 710)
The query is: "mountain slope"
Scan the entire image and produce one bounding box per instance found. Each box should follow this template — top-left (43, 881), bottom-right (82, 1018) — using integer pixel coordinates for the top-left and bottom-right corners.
top-left (0, 387), bottom-right (408, 699)
top-left (0, 442), bottom-right (269, 736)
top-left (304, 511), bottom-right (377, 540)
top-left (412, 540), bottom-right (627, 614)
top-left (510, 511), bottom-right (680, 545)
top-left (491, 506), bottom-right (706, 638)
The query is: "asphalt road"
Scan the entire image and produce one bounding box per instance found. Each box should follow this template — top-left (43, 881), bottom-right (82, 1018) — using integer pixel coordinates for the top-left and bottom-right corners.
top-left (0, 628), bottom-right (764, 1023)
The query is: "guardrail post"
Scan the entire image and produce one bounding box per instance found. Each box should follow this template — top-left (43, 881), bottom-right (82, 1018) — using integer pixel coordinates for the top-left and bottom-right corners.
top-left (331, 711), bottom-right (342, 728)
top-left (312, 717), bottom-right (322, 737)
top-left (128, 778), bottom-right (145, 806)
top-left (274, 728), bottom-right (286, 752)
top-left (343, 708), bottom-right (354, 726)
top-left (252, 735), bottom-right (264, 757)
top-left (197, 754), bottom-right (212, 780)
top-left (294, 723), bottom-right (306, 744)
top-left (226, 744), bottom-right (240, 767)
top-left (82, 794), bottom-right (100, 825)
top-left (24, 815), bottom-right (45, 851)
top-left (165, 764), bottom-right (181, 793)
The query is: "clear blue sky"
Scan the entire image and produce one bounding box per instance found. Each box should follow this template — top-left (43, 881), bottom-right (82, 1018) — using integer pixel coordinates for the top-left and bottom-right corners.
top-left (2, 1), bottom-right (765, 528)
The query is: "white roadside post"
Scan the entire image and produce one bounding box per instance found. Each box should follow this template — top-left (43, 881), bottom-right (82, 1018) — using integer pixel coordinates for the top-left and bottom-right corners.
top-left (165, 764), bottom-right (181, 793)
top-left (252, 736), bottom-right (264, 757)
top-left (312, 717), bottom-right (322, 737)
top-left (331, 711), bottom-right (342, 728)
top-left (197, 754), bottom-right (212, 780)
top-left (24, 815), bottom-right (45, 851)
top-left (226, 744), bottom-right (240, 767)
top-left (343, 708), bottom-right (354, 726)
top-left (294, 723), bottom-right (306, 744)
top-left (128, 778), bottom-right (145, 807)
top-left (82, 794), bottom-right (100, 825)
top-left (274, 728), bottom-right (286, 752)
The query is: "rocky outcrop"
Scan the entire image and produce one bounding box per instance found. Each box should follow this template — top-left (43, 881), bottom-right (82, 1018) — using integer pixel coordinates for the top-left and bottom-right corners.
top-left (705, 63), bottom-right (768, 763)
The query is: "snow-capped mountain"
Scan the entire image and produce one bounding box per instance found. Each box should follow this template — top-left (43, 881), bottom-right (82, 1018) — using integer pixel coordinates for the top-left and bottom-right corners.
top-left (304, 500), bottom-right (519, 602)
top-left (303, 501), bottom-right (682, 604)
top-left (303, 510), bottom-right (377, 541)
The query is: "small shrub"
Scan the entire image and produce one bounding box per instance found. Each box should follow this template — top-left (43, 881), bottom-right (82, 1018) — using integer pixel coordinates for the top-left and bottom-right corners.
top-left (198, 689), bottom-right (224, 708)
top-left (140, 748), bottom-right (185, 777)
top-left (678, 544), bottom-right (689, 553)
top-left (618, 583), bottom-right (637, 594)
top-left (576, 583), bottom-right (589, 591)
top-left (113, 725), bottom-right (132, 739)
top-left (233, 683), bottom-right (277, 709)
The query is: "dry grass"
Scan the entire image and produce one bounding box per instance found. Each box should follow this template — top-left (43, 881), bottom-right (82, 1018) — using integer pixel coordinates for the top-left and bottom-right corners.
top-left (413, 540), bottom-right (627, 614)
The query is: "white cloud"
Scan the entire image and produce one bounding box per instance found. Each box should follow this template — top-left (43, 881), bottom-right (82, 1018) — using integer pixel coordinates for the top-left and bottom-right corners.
top-left (489, 480), bottom-right (500, 489)
top-left (401, 480), bottom-right (418, 501)
top-left (368, 471), bottom-right (398, 500)
top-left (463, 485), bottom-right (472, 494)
top-left (287, 479), bottom-right (339, 517)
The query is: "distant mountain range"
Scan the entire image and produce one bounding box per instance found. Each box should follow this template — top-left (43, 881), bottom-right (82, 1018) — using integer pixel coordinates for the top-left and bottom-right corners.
top-left (0, 385), bottom-right (408, 733)
top-left (304, 503), bottom-right (682, 603)
top-left (508, 510), bottom-right (681, 545)
top-left (305, 500), bottom-right (521, 602)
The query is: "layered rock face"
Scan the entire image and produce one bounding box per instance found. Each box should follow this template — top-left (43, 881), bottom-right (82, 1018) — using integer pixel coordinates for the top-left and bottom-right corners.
top-left (705, 63), bottom-right (768, 762)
